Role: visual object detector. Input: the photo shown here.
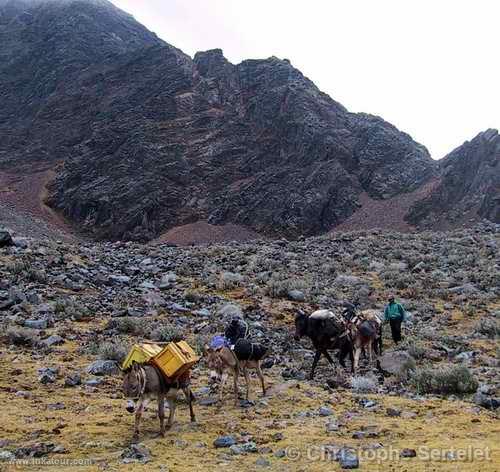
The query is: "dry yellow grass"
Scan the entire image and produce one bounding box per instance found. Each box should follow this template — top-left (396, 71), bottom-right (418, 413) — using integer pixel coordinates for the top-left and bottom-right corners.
top-left (0, 316), bottom-right (498, 472)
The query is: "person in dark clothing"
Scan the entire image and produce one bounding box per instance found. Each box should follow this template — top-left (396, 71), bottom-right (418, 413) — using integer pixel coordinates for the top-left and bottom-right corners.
top-left (224, 316), bottom-right (249, 348)
top-left (384, 295), bottom-right (406, 344)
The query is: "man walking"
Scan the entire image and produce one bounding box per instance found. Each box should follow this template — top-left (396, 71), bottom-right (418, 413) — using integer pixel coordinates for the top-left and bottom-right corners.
top-left (224, 315), bottom-right (249, 349)
top-left (384, 295), bottom-right (406, 344)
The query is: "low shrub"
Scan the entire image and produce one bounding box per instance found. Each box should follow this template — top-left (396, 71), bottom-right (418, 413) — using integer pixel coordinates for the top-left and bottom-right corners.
top-left (216, 272), bottom-right (244, 291)
top-left (265, 275), bottom-right (309, 299)
top-left (98, 342), bottom-right (128, 363)
top-left (107, 317), bottom-right (143, 335)
top-left (351, 375), bottom-right (378, 393)
top-left (150, 324), bottom-right (183, 343)
top-left (184, 290), bottom-right (201, 303)
top-left (474, 318), bottom-right (499, 339)
top-left (411, 365), bottom-right (478, 395)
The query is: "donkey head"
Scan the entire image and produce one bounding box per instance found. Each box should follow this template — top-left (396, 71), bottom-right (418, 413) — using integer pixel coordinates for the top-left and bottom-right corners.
top-left (294, 312), bottom-right (309, 340)
top-left (204, 345), bottom-right (225, 383)
top-left (122, 362), bottom-right (144, 413)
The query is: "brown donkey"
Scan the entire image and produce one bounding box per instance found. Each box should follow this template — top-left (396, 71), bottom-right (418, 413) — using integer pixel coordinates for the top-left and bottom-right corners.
top-left (122, 362), bottom-right (196, 441)
top-left (205, 339), bottom-right (267, 405)
top-left (348, 310), bottom-right (383, 371)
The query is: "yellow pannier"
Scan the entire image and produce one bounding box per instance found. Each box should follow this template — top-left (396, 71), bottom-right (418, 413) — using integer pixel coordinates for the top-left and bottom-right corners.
top-left (122, 343), bottom-right (163, 370)
top-left (152, 341), bottom-right (199, 378)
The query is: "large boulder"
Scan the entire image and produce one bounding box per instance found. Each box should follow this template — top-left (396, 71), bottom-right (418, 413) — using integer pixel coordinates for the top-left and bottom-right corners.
top-left (0, 230), bottom-right (14, 248)
top-left (378, 350), bottom-right (416, 377)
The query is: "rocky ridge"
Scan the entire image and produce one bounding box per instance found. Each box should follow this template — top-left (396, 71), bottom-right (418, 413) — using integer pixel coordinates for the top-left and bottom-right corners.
top-left (407, 129), bottom-right (500, 228)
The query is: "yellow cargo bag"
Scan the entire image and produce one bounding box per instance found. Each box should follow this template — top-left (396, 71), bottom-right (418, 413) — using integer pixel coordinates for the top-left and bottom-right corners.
top-left (122, 343), bottom-right (163, 370)
top-left (152, 341), bottom-right (199, 378)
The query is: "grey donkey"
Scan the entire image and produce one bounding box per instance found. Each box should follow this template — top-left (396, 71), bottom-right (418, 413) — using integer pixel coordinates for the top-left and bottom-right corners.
top-left (122, 362), bottom-right (196, 441)
top-left (205, 339), bottom-right (268, 405)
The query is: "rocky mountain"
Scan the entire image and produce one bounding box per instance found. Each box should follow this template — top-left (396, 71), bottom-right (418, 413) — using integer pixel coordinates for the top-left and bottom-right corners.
top-left (407, 129), bottom-right (500, 228)
top-left (0, 0), bottom-right (497, 243)
top-left (0, 0), bottom-right (439, 241)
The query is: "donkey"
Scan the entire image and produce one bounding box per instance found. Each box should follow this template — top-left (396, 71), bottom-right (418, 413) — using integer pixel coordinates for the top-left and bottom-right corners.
top-left (347, 310), bottom-right (383, 372)
top-left (122, 362), bottom-right (196, 441)
top-left (294, 309), bottom-right (354, 379)
top-left (205, 338), bottom-right (267, 405)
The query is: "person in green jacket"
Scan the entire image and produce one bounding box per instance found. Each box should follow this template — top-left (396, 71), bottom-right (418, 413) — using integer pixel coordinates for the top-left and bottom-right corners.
top-left (384, 295), bottom-right (406, 344)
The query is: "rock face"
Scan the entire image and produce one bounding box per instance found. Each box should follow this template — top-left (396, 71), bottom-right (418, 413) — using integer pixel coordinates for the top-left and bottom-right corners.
top-left (0, 0), bottom-right (437, 241)
top-left (408, 129), bottom-right (500, 227)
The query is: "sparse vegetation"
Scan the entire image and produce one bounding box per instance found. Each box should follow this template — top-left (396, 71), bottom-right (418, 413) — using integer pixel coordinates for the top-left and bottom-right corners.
top-left (265, 274), bottom-right (309, 298)
top-left (351, 375), bottom-right (378, 393)
top-left (107, 317), bottom-right (143, 335)
top-left (474, 318), bottom-right (499, 339)
top-left (411, 365), bottom-right (479, 395)
top-left (216, 272), bottom-right (244, 291)
top-left (150, 324), bottom-right (183, 343)
top-left (98, 342), bottom-right (128, 363)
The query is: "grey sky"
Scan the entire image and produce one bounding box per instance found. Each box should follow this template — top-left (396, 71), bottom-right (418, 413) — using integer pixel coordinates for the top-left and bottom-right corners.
top-left (112, 0), bottom-right (498, 159)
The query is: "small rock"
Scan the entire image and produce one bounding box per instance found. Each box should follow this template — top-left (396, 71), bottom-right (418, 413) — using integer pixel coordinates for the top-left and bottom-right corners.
top-left (473, 392), bottom-right (500, 410)
top-left (318, 405), bottom-right (333, 417)
top-left (213, 435), bottom-right (236, 448)
top-left (272, 432), bottom-right (284, 441)
top-left (15, 390), bottom-right (32, 399)
top-left (121, 443), bottom-right (151, 463)
top-left (85, 377), bottom-right (103, 387)
top-left (86, 360), bottom-right (118, 376)
top-left (41, 335), bottom-right (64, 347)
top-left (386, 407), bottom-right (401, 417)
top-left (47, 402), bottom-right (65, 410)
top-left (326, 421), bottom-right (339, 432)
top-left (0, 230), bottom-right (14, 247)
top-left (193, 308), bottom-right (210, 317)
top-left (287, 289), bottom-right (305, 302)
top-left (281, 368), bottom-right (306, 380)
top-left (0, 450), bottom-right (15, 461)
top-left (400, 448), bottom-right (417, 458)
top-left (24, 319), bottom-right (48, 330)
top-left (255, 457), bottom-right (271, 467)
top-left (38, 367), bottom-right (58, 384)
top-left (198, 397), bottom-right (218, 406)
top-left (338, 448), bottom-right (359, 469)
top-left (241, 442), bottom-right (258, 453)
top-left (109, 275), bottom-right (131, 285)
top-left (65, 373), bottom-right (81, 387)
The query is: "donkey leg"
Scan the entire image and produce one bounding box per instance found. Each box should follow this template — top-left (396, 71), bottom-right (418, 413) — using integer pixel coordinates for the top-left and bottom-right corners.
top-left (183, 387), bottom-right (196, 422)
top-left (349, 347), bottom-right (355, 373)
top-left (353, 347), bottom-right (361, 372)
top-left (218, 372), bottom-right (228, 404)
top-left (323, 350), bottom-right (335, 365)
top-left (310, 350), bottom-right (322, 380)
top-left (166, 398), bottom-right (176, 430)
top-left (233, 366), bottom-right (240, 405)
top-left (158, 394), bottom-right (166, 437)
top-left (133, 400), bottom-right (144, 442)
top-left (256, 363), bottom-right (266, 397)
top-left (242, 366), bottom-right (251, 401)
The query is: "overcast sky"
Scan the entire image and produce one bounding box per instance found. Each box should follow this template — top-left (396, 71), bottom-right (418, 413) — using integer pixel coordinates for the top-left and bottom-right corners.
top-left (112, 0), bottom-right (498, 159)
